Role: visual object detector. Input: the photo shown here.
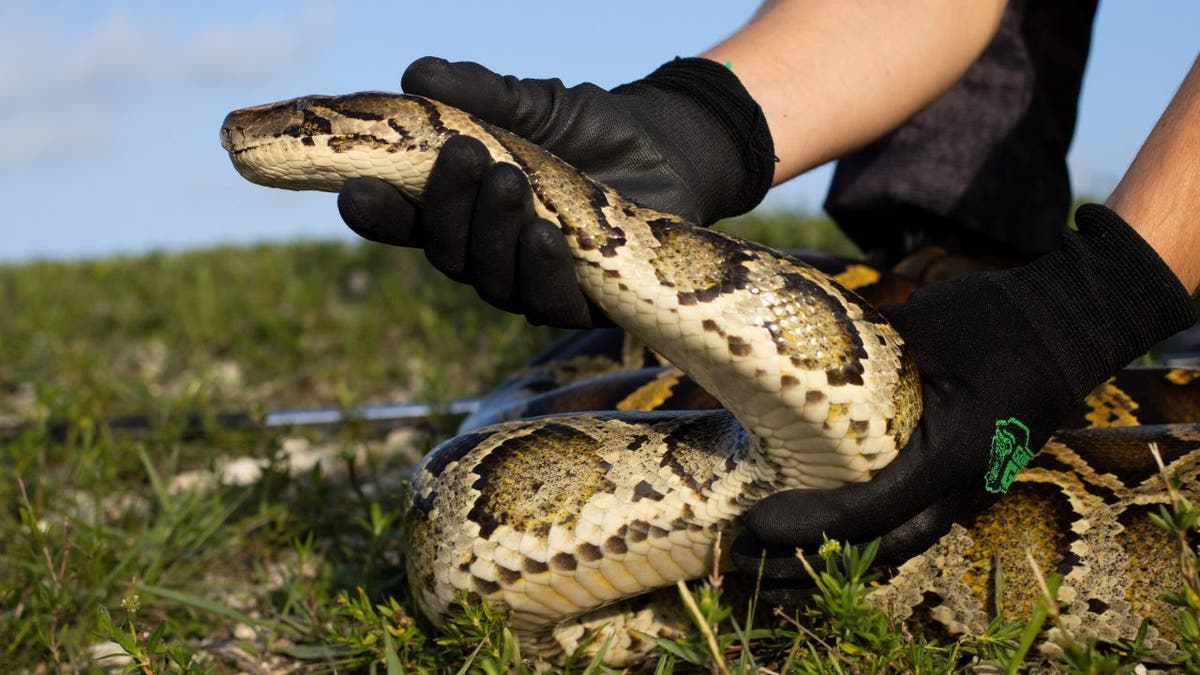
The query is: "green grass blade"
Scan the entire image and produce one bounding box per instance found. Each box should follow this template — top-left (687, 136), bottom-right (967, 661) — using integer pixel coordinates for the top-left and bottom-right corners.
top-left (140, 583), bottom-right (263, 627)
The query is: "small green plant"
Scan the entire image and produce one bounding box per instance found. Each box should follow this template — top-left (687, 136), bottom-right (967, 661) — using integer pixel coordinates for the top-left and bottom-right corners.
top-left (95, 587), bottom-right (208, 674)
top-left (778, 538), bottom-right (963, 673)
top-left (326, 587), bottom-right (423, 668)
top-left (435, 594), bottom-right (528, 674)
top-left (1149, 442), bottom-right (1200, 672)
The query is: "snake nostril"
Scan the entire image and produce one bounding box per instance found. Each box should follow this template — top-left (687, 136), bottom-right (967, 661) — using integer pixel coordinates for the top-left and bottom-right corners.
top-left (219, 117), bottom-right (237, 151)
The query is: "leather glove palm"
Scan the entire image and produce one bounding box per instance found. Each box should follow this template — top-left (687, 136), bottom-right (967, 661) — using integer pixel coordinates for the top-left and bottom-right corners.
top-left (339, 56), bottom-right (774, 327)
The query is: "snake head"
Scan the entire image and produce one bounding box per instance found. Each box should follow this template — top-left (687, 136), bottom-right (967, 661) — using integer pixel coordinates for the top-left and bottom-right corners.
top-left (220, 92), bottom-right (442, 196)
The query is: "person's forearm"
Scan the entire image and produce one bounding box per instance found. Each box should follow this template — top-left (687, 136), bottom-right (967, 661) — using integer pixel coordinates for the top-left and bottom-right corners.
top-left (1105, 55), bottom-right (1200, 293)
top-left (702, 0), bottom-right (1007, 184)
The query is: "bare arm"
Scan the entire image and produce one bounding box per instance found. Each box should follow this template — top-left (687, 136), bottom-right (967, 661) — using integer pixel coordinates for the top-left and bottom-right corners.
top-left (703, 0), bottom-right (1008, 184)
top-left (1105, 55), bottom-right (1200, 292)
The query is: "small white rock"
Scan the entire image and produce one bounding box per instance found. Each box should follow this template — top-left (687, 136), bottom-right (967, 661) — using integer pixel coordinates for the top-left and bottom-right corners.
top-left (221, 457), bottom-right (264, 485)
top-left (233, 622), bottom-right (257, 641)
top-left (88, 640), bottom-right (133, 668)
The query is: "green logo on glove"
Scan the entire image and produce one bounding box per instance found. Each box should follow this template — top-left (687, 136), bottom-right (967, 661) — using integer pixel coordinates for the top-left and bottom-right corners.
top-left (984, 417), bottom-right (1033, 494)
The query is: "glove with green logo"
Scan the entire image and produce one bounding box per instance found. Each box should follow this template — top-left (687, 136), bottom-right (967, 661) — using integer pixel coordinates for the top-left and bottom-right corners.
top-left (731, 204), bottom-right (1197, 604)
top-left (338, 56), bottom-right (774, 327)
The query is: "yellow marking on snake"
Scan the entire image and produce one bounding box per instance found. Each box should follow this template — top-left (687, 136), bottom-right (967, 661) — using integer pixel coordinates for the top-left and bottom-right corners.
top-left (1168, 368), bottom-right (1200, 386)
top-left (616, 367), bottom-right (685, 411)
top-left (832, 263), bottom-right (882, 290)
top-left (1084, 378), bottom-right (1141, 427)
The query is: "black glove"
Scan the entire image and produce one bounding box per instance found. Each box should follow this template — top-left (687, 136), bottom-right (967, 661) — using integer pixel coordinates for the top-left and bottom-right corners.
top-left (339, 56), bottom-right (775, 327)
top-left (731, 204), bottom-right (1197, 606)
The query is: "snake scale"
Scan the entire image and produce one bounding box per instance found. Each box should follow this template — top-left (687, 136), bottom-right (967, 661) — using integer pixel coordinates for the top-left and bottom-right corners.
top-left (221, 92), bottom-right (1200, 666)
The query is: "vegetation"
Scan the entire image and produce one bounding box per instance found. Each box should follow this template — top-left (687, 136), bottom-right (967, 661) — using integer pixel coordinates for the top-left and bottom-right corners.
top-left (1, 210), bottom-right (1196, 672)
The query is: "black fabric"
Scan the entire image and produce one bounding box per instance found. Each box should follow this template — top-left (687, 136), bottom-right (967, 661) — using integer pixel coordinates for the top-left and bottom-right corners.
top-left (1008, 204), bottom-right (1198, 394)
top-left (401, 56), bottom-right (774, 225)
top-left (733, 204), bottom-right (1197, 598)
top-left (617, 58), bottom-right (777, 221)
top-left (825, 0), bottom-right (1100, 265)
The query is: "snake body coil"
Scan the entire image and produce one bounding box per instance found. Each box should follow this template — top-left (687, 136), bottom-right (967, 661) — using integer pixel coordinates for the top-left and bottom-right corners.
top-left (222, 92), bottom-right (1200, 666)
top-left (222, 92), bottom-right (920, 661)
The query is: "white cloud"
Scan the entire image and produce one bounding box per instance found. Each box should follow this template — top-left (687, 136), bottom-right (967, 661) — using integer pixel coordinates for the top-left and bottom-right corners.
top-left (0, 5), bottom-right (331, 168)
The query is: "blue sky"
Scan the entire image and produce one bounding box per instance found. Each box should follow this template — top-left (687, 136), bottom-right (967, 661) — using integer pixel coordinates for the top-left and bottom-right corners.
top-left (1, 1), bottom-right (1197, 262)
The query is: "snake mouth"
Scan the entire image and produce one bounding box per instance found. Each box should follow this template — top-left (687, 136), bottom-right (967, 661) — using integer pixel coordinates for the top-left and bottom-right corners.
top-left (220, 114), bottom-right (273, 156)
top-left (220, 118), bottom-right (255, 155)
top-left (224, 140), bottom-right (269, 157)
top-left (219, 125), bottom-right (240, 154)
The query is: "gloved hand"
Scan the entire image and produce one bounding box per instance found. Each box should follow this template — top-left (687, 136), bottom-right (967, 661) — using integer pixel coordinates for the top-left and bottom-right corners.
top-left (731, 204), bottom-right (1198, 606)
top-left (339, 56), bottom-right (775, 327)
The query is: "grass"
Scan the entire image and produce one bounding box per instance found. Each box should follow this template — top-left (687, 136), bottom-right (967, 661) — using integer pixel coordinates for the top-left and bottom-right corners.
top-left (1, 234), bottom-right (547, 673)
top-left (0, 208), bottom-right (1196, 672)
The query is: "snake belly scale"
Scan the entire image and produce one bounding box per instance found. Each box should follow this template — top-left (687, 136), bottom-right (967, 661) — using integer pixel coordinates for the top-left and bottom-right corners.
top-left (221, 91), bottom-right (921, 662)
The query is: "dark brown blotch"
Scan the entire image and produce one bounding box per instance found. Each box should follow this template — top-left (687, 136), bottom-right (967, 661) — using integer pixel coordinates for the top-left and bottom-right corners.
top-left (419, 430), bottom-right (495, 478)
top-left (337, 107), bottom-right (385, 121)
top-left (727, 336), bottom-right (752, 357)
top-left (328, 134), bottom-right (392, 153)
top-left (281, 108), bottom-right (332, 139)
top-left (496, 565), bottom-right (522, 585)
top-left (523, 558), bottom-right (549, 575)
top-left (550, 551), bottom-right (578, 571)
top-left (578, 542), bottom-right (603, 562)
top-left (826, 364), bottom-right (865, 387)
top-left (473, 577), bottom-right (501, 595)
top-left (604, 536), bottom-right (628, 555)
top-left (632, 480), bottom-right (665, 502)
top-left (387, 119), bottom-right (410, 140)
top-left (409, 95), bottom-right (448, 134)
